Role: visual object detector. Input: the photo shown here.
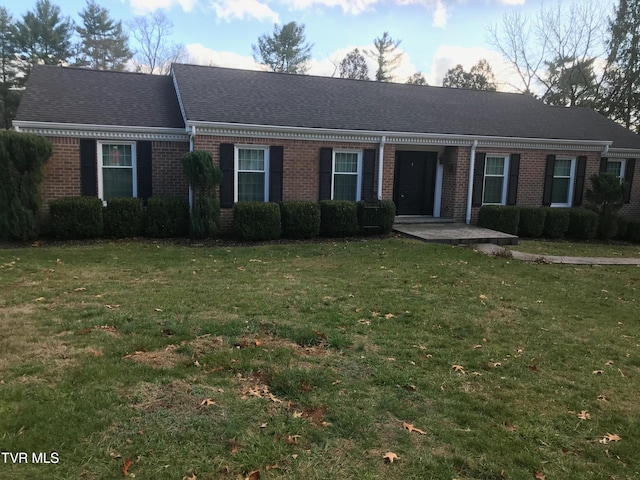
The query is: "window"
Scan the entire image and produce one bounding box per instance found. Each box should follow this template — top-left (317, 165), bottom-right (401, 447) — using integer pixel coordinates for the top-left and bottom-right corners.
top-left (551, 157), bottom-right (575, 207)
top-left (98, 142), bottom-right (136, 202)
top-left (235, 146), bottom-right (269, 202)
top-left (605, 159), bottom-right (626, 182)
top-left (483, 155), bottom-right (509, 205)
top-left (332, 150), bottom-right (362, 201)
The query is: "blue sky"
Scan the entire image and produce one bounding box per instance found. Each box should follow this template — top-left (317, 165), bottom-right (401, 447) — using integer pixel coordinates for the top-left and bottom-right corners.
top-left (6, 0), bottom-right (617, 89)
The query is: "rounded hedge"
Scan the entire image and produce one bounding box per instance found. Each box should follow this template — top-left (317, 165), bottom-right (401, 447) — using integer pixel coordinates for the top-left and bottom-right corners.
top-left (477, 205), bottom-right (520, 235)
top-left (233, 202), bottom-right (281, 241)
top-left (518, 207), bottom-right (546, 237)
top-left (542, 207), bottom-right (570, 239)
top-left (49, 197), bottom-right (104, 239)
top-left (145, 196), bottom-right (189, 238)
top-left (104, 197), bottom-right (144, 238)
top-left (567, 208), bottom-right (598, 240)
top-left (319, 200), bottom-right (359, 237)
top-left (280, 201), bottom-right (320, 239)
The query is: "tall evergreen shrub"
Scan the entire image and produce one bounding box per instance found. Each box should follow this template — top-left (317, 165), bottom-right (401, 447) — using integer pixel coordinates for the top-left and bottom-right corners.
top-left (182, 151), bottom-right (222, 238)
top-left (0, 131), bottom-right (52, 240)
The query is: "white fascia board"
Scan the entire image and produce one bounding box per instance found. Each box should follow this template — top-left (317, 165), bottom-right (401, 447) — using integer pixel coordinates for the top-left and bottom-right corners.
top-left (170, 66), bottom-right (190, 130)
top-left (606, 148), bottom-right (640, 158)
top-left (13, 121), bottom-right (189, 142)
top-left (187, 120), bottom-right (612, 151)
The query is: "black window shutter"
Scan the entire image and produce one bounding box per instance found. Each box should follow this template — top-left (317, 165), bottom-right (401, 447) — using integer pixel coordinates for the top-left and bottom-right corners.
top-left (269, 146), bottom-right (284, 203)
top-left (471, 153), bottom-right (486, 207)
top-left (80, 139), bottom-right (97, 197)
top-left (136, 141), bottom-right (153, 202)
top-left (362, 149), bottom-right (376, 201)
top-left (600, 157), bottom-right (608, 173)
top-left (624, 158), bottom-right (636, 203)
top-left (220, 143), bottom-right (235, 208)
top-left (507, 154), bottom-right (520, 205)
top-left (542, 155), bottom-right (556, 206)
top-left (319, 147), bottom-right (333, 201)
top-left (573, 156), bottom-right (587, 206)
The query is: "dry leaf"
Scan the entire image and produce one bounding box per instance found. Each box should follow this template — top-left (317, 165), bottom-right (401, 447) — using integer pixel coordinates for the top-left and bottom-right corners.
top-left (154, 308), bottom-right (163, 312)
top-left (605, 360), bottom-right (614, 366)
top-left (182, 473), bottom-right (197, 480)
top-left (291, 454), bottom-right (298, 459)
top-left (597, 394), bottom-right (609, 402)
top-left (383, 452), bottom-right (399, 463)
top-left (534, 471), bottom-right (546, 480)
top-left (246, 470), bottom-right (260, 480)
top-left (479, 294), bottom-right (487, 300)
top-left (504, 419), bottom-right (517, 431)
top-left (74, 287), bottom-right (86, 292)
top-left (122, 458), bottom-right (134, 477)
top-left (577, 410), bottom-right (591, 420)
top-left (592, 370), bottom-right (604, 375)
top-left (528, 364), bottom-right (539, 373)
top-left (599, 433), bottom-right (621, 444)
top-left (384, 313), bottom-right (395, 319)
top-left (35, 297), bottom-right (45, 302)
top-left (200, 398), bottom-right (216, 407)
top-left (403, 422), bottom-right (426, 435)
top-left (452, 365), bottom-right (466, 374)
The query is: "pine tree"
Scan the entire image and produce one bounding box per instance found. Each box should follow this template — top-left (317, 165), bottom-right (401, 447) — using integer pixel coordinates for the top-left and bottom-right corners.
top-left (76, 0), bottom-right (131, 70)
top-left (13, 0), bottom-right (74, 85)
top-left (252, 22), bottom-right (312, 74)
top-left (368, 32), bottom-right (402, 82)
top-left (0, 7), bottom-right (20, 129)
top-left (601, 0), bottom-right (640, 131)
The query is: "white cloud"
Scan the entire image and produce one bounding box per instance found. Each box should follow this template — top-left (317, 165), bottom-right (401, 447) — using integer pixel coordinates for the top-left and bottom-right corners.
top-left (185, 43), bottom-right (263, 70)
top-left (426, 44), bottom-right (523, 91)
top-left (280, 0), bottom-right (379, 15)
top-left (210, 0), bottom-right (280, 22)
top-left (497, 0), bottom-right (525, 5)
top-left (129, 0), bottom-right (198, 14)
top-left (394, 0), bottom-right (449, 28)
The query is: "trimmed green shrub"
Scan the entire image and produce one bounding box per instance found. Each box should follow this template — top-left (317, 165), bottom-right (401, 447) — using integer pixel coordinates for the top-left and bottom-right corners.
top-left (233, 202), bottom-right (281, 241)
top-left (477, 205), bottom-right (520, 235)
top-left (518, 207), bottom-right (546, 237)
top-left (615, 216), bottom-right (629, 240)
top-left (319, 200), bottom-right (359, 237)
top-left (567, 208), bottom-right (598, 240)
top-left (104, 198), bottom-right (143, 238)
top-left (146, 197), bottom-right (189, 238)
top-left (626, 220), bottom-right (640, 243)
top-left (542, 207), bottom-right (570, 239)
top-left (280, 201), bottom-right (320, 239)
top-left (357, 200), bottom-right (396, 235)
top-left (49, 197), bottom-right (103, 239)
top-left (0, 131), bottom-right (52, 240)
top-left (182, 151), bottom-right (222, 238)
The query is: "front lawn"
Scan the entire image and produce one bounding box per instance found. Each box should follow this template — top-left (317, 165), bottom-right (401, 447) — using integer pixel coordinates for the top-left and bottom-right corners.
top-left (517, 239), bottom-right (640, 258)
top-left (0, 238), bottom-right (638, 479)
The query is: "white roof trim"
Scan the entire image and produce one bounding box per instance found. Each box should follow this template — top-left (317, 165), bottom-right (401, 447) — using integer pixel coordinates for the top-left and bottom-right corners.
top-left (188, 120), bottom-right (617, 152)
top-left (170, 67), bottom-right (189, 130)
top-left (12, 121), bottom-right (189, 142)
top-left (606, 148), bottom-right (640, 158)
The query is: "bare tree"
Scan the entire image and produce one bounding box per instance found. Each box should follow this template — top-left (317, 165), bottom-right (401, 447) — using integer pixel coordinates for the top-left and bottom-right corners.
top-left (128, 11), bottom-right (185, 75)
top-left (487, 0), bottom-right (608, 97)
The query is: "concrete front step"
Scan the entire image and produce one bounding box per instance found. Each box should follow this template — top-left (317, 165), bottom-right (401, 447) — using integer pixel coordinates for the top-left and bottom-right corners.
top-left (393, 222), bottom-right (518, 246)
top-left (393, 216), bottom-right (456, 224)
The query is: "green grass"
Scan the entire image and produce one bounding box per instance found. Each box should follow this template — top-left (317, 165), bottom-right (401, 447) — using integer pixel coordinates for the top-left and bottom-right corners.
top-left (517, 239), bottom-right (640, 258)
top-left (1, 238), bottom-right (639, 479)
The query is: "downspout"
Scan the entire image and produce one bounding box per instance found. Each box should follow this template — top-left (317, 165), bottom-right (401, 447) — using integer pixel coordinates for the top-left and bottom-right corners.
top-left (465, 139), bottom-right (479, 225)
top-left (188, 125), bottom-right (196, 209)
top-left (377, 136), bottom-right (386, 200)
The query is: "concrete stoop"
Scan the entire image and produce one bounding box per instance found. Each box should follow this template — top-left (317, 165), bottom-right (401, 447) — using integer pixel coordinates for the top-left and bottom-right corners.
top-left (393, 221), bottom-right (518, 246)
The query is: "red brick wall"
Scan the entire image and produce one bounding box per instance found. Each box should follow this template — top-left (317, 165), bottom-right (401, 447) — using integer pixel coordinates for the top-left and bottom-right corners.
top-left (193, 135), bottom-right (389, 231)
top-left (41, 137), bottom-right (81, 204)
top-left (151, 141), bottom-right (190, 198)
top-left (620, 160), bottom-right (640, 219)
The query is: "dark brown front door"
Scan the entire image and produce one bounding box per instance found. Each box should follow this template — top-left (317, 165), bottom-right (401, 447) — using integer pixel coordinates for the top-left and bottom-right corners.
top-left (394, 151), bottom-right (438, 215)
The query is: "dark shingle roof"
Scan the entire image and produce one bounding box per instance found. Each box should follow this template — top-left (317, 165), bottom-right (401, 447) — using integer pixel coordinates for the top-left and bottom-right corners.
top-left (15, 65), bottom-right (185, 129)
top-left (172, 63), bottom-right (640, 150)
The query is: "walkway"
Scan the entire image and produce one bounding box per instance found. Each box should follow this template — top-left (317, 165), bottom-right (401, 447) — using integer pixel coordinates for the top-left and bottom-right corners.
top-left (474, 243), bottom-right (640, 266)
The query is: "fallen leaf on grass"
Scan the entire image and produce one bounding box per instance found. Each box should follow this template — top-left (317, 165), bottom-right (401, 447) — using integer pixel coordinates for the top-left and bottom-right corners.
top-left (403, 422), bottom-right (426, 435)
top-left (74, 287), bottom-right (86, 292)
top-left (504, 419), bottom-right (517, 431)
top-left (599, 433), bottom-right (621, 444)
top-left (452, 365), bottom-right (466, 374)
top-left (605, 360), bottom-right (614, 366)
top-left (384, 313), bottom-right (395, 319)
top-left (35, 297), bottom-right (45, 302)
top-left (534, 471), bottom-right (546, 480)
top-left (122, 458), bottom-right (134, 477)
top-left (105, 304), bottom-right (120, 309)
top-left (182, 472), bottom-right (197, 480)
top-left (592, 370), bottom-right (604, 375)
top-left (597, 394), bottom-right (609, 402)
top-left (528, 365), bottom-right (539, 373)
top-left (383, 452), bottom-right (399, 463)
top-left (154, 308), bottom-right (163, 312)
top-left (577, 410), bottom-right (591, 420)
top-left (479, 294), bottom-right (487, 300)
top-left (246, 470), bottom-right (260, 480)
top-left (200, 398), bottom-right (216, 407)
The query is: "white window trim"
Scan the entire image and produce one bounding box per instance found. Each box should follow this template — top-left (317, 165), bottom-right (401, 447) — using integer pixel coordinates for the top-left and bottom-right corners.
top-left (606, 159), bottom-right (626, 183)
top-left (482, 154), bottom-right (510, 205)
top-left (234, 145), bottom-right (270, 203)
top-left (97, 141), bottom-right (137, 204)
top-left (331, 149), bottom-right (363, 201)
top-left (550, 157), bottom-right (576, 208)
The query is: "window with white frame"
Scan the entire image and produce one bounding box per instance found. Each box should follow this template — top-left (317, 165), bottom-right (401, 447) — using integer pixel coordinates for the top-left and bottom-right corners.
top-left (551, 157), bottom-right (575, 207)
top-left (236, 146), bottom-right (269, 202)
top-left (605, 159), bottom-right (626, 182)
top-left (98, 142), bottom-right (136, 202)
top-left (332, 150), bottom-right (362, 201)
top-left (483, 155), bottom-right (509, 205)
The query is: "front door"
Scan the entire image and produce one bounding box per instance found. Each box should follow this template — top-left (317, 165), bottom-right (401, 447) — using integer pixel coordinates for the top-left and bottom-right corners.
top-left (394, 151), bottom-right (438, 215)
